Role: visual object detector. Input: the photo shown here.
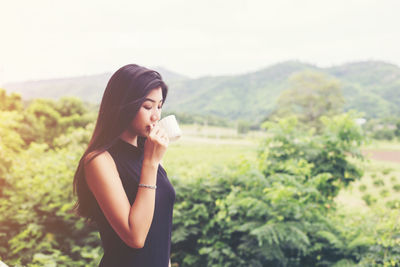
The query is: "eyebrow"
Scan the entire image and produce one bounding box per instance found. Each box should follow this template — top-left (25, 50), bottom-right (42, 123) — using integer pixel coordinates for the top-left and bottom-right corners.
top-left (144, 98), bottom-right (164, 103)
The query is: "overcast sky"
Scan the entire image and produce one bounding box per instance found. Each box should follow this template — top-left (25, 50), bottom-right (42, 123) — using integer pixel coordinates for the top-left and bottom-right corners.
top-left (0, 0), bottom-right (399, 84)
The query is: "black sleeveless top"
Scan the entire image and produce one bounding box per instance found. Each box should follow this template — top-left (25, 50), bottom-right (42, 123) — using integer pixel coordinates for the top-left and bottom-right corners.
top-left (94, 138), bottom-right (175, 267)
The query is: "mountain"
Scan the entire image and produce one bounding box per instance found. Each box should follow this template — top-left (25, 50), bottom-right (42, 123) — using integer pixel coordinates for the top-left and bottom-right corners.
top-left (2, 61), bottom-right (400, 121)
top-left (4, 73), bottom-right (112, 103)
top-left (3, 67), bottom-right (189, 104)
top-left (326, 61), bottom-right (400, 118)
top-left (163, 61), bottom-right (316, 121)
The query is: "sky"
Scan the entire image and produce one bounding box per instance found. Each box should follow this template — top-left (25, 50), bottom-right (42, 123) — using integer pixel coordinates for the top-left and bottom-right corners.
top-left (1, 0), bottom-right (399, 85)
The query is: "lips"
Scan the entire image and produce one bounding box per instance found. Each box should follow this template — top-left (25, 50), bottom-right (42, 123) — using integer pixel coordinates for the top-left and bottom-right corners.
top-left (146, 123), bottom-right (156, 132)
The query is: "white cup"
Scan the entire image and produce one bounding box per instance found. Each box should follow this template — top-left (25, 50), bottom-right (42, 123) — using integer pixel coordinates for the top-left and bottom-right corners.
top-left (158, 115), bottom-right (182, 142)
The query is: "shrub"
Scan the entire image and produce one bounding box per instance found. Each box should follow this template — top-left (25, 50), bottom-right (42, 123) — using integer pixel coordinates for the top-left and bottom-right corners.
top-left (382, 168), bottom-right (392, 175)
top-left (386, 200), bottom-right (400, 209)
top-left (379, 189), bottom-right (389, 198)
top-left (362, 194), bottom-right (377, 206)
top-left (172, 112), bottom-right (366, 266)
top-left (358, 184), bottom-right (367, 192)
top-left (0, 132), bottom-right (100, 266)
top-left (373, 179), bottom-right (385, 187)
top-left (393, 184), bottom-right (400, 192)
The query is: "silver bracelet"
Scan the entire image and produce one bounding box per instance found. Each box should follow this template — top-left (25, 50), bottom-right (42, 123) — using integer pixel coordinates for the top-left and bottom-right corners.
top-left (138, 184), bottom-right (157, 189)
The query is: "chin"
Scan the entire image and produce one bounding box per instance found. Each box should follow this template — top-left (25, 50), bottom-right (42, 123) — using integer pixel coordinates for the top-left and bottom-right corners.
top-left (139, 130), bottom-right (150, 138)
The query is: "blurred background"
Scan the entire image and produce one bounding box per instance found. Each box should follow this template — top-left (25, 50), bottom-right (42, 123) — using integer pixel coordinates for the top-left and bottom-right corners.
top-left (1, 0), bottom-right (399, 266)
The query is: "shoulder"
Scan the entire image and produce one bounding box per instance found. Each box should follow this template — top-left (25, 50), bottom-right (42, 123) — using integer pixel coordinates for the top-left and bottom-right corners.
top-left (84, 149), bottom-right (114, 165)
top-left (84, 150), bottom-right (118, 181)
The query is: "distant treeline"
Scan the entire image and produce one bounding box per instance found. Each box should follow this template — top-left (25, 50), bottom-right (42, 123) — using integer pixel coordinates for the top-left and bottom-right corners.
top-left (4, 61), bottom-right (400, 122)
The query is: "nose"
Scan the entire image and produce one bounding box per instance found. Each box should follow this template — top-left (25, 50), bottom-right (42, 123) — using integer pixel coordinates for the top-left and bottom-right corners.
top-left (151, 108), bottom-right (161, 122)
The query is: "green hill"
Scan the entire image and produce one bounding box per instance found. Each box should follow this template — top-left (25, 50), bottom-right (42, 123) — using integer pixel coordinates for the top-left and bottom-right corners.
top-left (163, 61), bottom-right (316, 121)
top-left (2, 66), bottom-right (188, 104)
top-left (327, 61), bottom-right (400, 118)
top-left (3, 61), bottom-right (400, 121)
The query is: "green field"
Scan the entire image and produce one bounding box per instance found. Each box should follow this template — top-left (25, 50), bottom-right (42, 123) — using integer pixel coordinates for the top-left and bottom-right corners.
top-left (163, 135), bottom-right (259, 179)
top-left (336, 159), bottom-right (400, 212)
top-left (363, 139), bottom-right (400, 151)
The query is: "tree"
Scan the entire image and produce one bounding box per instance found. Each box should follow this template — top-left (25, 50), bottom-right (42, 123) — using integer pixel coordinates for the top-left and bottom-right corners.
top-left (0, 88), bottom-right (23, 111)
top-left (271, 70), bottom-right (344, 131)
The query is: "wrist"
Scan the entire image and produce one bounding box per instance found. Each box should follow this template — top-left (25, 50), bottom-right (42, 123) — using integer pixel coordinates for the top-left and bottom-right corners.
top-left (142, 159), bottom-right (159, 170)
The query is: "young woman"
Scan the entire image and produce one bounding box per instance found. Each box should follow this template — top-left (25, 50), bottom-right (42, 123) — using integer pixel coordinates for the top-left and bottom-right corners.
top-left (73, 64), bottom-right (175, 267)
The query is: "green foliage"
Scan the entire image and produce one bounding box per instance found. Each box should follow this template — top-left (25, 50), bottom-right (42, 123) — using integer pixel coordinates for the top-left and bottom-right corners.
top-left (382, 168), bottom-right (393, 175)
top-left (12, 97), bottom-right (95, 147)
top-left (363, 117), bottom-right (400, 141)
top-left (358, 184), bottom-right (367, 192)
top-left (362, 194), bottom-right (377, 206)
top-left (393, 184), bottom-right (400, 192)
top-left (373, 127), bottom-right (396, 141)
top-left (172, 112), bottom-right (367, 266)
top-left (271, 70), bottom-right (344, 131)
top-left (1, 86), bottom-right (399, 266)
top-left (0, 134), bottom-right (101, 266)
top-left (396, 120), bottom-right (400, 137)
top-left (172, 164), bottom-right (343, 266)
top-left (373, 179), bottom-right (385, 187)
top-left (237, 120), bottom-right (251, 134)
top-left (379, 189), bottom-right (389, 197)
top-left (0, 89), bottom-right (23, 111)
top-left (259, 112), bottom-right (364, 199)
top-left (0, 89), bottom-right (99, 265)
top-left (386, 200), bottom-right (400, 209)
top-left (354, 209), bottom-right (400, 266)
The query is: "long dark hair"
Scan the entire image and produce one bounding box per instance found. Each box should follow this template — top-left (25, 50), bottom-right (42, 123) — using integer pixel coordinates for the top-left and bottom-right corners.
top-left (73, 64), bottom-right (168, 220)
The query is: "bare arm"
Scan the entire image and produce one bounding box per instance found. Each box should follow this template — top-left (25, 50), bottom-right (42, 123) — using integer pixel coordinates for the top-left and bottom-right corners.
top-left (85, 125), bottom-right (168, 249)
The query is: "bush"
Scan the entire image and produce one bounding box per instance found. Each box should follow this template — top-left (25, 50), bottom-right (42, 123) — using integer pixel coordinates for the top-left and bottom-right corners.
top-left (393, 184), bottom-right (400, 192)
top-left (358, 184), bottom-right (367, 192)
top-left (1, 96), bottom-right (398, 266)
top-left (379, 189), bottom-right (389, 198)
top-left (373, 179), bottom-right (385, 187)
top-left (362, 194), bottom-right (377, 206)
top-left (0, 130), bottom-right (100, 266)
top-left (237, 120), bottom-right (251, 134)
top-left (172, 112), bottom-right (366, 266)
top-left (382, 168), bottom-right (392, 175)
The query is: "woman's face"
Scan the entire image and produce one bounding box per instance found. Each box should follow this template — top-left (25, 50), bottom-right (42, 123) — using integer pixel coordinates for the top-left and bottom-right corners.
top-left (130, 87), bottom-right (164, 137)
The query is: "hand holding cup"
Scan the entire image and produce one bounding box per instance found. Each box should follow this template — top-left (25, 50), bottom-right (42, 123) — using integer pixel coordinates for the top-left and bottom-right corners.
top-left (158, 115), bottom-right (182, 142)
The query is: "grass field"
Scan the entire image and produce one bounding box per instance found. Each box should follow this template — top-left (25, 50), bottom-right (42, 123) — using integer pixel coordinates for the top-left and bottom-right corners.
top-left (163, 135), bottom-right (259, 179)
top-left (363, 139), bottom-right (400, 151)
top-left (335, 159), bottom-right (400, 212)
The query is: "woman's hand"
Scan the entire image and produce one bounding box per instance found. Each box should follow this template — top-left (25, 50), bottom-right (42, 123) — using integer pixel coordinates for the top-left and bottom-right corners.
top-left (143, 123), bottom-right (169, 167)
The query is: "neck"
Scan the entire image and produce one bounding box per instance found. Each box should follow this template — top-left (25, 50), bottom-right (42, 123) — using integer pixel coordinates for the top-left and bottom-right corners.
top-left (119, 130), bottom-right (138, 147)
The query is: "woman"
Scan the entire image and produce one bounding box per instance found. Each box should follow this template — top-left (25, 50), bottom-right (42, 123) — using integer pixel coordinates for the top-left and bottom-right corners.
top-left (73, 64), bottom-right (175, 267)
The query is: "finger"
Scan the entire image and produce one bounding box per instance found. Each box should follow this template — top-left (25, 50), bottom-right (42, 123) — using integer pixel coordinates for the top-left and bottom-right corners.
top-left (154, 131), bottom-right (168, 145)
top-left (156, 132), bottom-right (168, 143)
top-left (159, 136), bottom-right (169, 147)
top-left (152, 128), bottom-right (165, 140)
top-left (149, 124), bottom-right (160, 139)
top-left (157, 127), bottom-right (167, 137)
top-left (163, 135), bottom-right (169, 144)
top-left (152, 124), bottom-right (163, 136)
